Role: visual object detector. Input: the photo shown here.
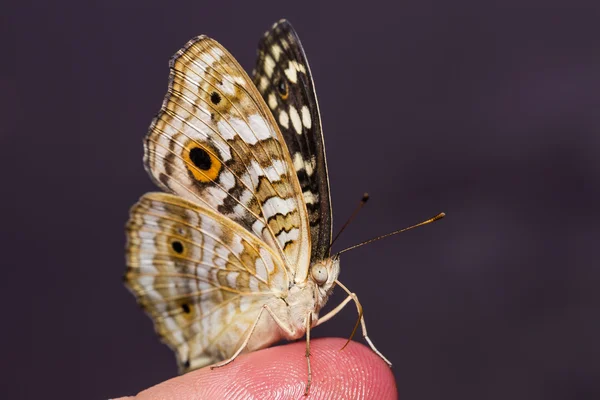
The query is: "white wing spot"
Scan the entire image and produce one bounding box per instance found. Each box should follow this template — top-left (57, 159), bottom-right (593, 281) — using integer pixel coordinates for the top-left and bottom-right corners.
top-left (220, 78), bottom-right (236, 96)
top-left (229, 115), bottom-right (271, 144)
top-left (219, 170), bottom-right (235, 191)
top-left (206, 186), bottom-right (228, 208)
top-left (164, 318), bottom-right (184, 344)
top-left (301, 105), bottom-right (312, 128)
top-left (199, 52), bottom-right (216, 66)
top-left (293, 153), bottom-right (304, 172)
top-left (255, 258), bottom-right (269, 282)
top-left (264, 55), bottom-right (275, 78)
top-left (212, 46), bottom-right (225, 57)
top-left (252, 219), bottom-right (266, 238)
top-left (302, 190), bottom-right (317, 205)
top-left (271, 44), bottom-right (283, 61)
top-left (259, 76), bottom-right (269, 91)
top-left (277, 227), bottom-right (299, 246)
top-left (289, 106), bottom-right (302, 134)
top-left (284, 62), bottom-right (298, 83)
top-left (217, 119), bottom-right (236, 140)
top-left (260, 248), bottom-right (275, 275)
top-left (226, 271), bottom-right (239, 288)
top-left (279, 110), bottom-right (289, 129)
top-left (264, 159), bottom-right (285, 182)
top-left (284, 61), bottom-right (306, 85)
top-left (230, 235), bottom-right (244, 257)
top-left (249, 277), bottom-right (260, 292)
top-left (248, 115), bottom-right (271, 141)
top-left (295, 61), bottom-right (306, 73)
top-left (263, 197), bottom-right (296, 219)
top-left (268, 93), bottom-right (277, 110)
top-left (217, 142), bottom-right (232, 161)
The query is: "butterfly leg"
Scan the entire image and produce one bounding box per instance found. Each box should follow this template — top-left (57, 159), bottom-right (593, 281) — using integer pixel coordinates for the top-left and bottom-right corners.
top-left (210, 303), bottom-right (298, 370)
top-left (304, 312), bottom-right (312, 396)
top-left (316, 280), bottom-right (392, 367)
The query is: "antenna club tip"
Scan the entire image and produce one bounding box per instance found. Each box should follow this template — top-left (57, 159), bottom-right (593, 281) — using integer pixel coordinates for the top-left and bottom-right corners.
top-left (432, 212), bottom-right (446, 222)
top-left (361, 193), bottom-right (370, 202)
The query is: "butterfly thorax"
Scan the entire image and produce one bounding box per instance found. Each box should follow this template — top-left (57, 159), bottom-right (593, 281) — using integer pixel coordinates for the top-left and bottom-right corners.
top-left (282, 256), bottom-right (340, 335)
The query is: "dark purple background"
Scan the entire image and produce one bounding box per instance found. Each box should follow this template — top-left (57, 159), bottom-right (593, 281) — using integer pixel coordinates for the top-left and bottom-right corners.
top-left (3, 1), bottom-right (599, 399)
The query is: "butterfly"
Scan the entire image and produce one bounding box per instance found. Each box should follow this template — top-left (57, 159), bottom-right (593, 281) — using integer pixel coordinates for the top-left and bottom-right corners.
top-left (125, 19), bottom-right (394, 394)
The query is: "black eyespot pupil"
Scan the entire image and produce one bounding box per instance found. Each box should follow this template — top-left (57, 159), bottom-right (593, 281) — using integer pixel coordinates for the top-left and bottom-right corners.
top-left (171, 241), bottom-right (184, 254)
top-left (183, 360), bottom-right (190, 369)
top-left (277, 79), bottom-right (286, 95)
top-left (181, 303), bottom-right (191, 314)
top-left (210, 92), bottom-right (221, 104)
top-left (189, 147), bottom-right (211, 170)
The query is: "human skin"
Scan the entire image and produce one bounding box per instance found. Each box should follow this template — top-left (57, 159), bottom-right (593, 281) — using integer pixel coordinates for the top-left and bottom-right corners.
top-left (114, 338), bottom-right (398, 399)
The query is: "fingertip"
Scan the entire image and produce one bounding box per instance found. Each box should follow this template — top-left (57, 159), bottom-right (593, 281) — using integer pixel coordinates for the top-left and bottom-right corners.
top-left (125, 338), bottom-right (396, 399)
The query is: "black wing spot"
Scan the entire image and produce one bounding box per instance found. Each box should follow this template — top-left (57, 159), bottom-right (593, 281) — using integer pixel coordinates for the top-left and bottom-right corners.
top-left (181, 303), bottom-right (191, 314)
top-left (210, 91), bottom-right (221, 105)
top-left (189, 147), bottom-right (211, 170)
top-left (171, 241), bottom-right (184, 254)
top-left (182, 359), bottom-right (191, 369)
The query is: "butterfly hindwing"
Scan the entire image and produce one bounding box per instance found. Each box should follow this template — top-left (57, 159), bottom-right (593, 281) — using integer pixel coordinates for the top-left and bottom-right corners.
top-left (253, 20), bottom-right (332, 263)
top-left (144, 36), bottom-right (311, 278)
top-left (125, 192), bottom-right (289, 372)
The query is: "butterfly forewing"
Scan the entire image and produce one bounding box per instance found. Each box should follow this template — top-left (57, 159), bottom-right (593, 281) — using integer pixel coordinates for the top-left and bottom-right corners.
top-left (253, 20), bottom-right (332, 263)
top-left (126, 192), bottom-right (289, 372)
top-left (144, 36), bottom-right (311, 278)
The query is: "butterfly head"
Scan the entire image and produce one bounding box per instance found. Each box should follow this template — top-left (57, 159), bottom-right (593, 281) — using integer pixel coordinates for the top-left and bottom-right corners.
top-left (309, 256), bottom-right (340, 296)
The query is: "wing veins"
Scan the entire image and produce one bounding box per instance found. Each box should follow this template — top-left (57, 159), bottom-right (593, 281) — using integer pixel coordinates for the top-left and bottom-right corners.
top-left (146, 141), bottom-right (263, 222)
top-left (192, 39), bottom-right (288, 181)
top-left (130, 227), bottom-right (250, 272)
top-left (140, 209), bottom-right (262, 281)
top-left (152, 194), bottom-right (289, 285)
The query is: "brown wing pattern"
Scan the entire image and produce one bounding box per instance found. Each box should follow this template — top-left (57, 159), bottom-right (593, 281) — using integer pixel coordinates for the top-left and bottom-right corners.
top-left (125, 193), bottom-right (289, 372)
top-left (143, 36), bottom-right (311, 278)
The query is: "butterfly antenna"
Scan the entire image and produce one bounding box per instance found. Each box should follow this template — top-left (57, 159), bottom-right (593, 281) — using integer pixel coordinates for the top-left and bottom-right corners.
top-left (336, 212), bottom-right (446, 256)
top-left (328, 193), bottom-right (370, 252)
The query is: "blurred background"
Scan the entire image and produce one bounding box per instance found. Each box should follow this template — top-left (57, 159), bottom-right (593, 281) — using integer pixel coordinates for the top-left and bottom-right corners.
top-left (3, 1), bottom-right (599, 399)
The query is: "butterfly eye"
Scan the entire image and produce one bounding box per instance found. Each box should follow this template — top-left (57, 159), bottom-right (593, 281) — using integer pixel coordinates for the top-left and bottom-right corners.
top-left (311, 264), bottom-right (328, 285)
top-left (276, 78), bottom-right (288, 100)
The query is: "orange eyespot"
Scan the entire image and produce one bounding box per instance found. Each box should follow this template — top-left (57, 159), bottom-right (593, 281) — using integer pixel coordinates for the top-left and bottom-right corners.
top-left (276, 78), bottom-right (288, 100)
top-left (168, 237), bottom-right (189, 258)
top-left (183, 142), bottom-right (222, 182)
top-left (177, 301), bottom-right (196, 320)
